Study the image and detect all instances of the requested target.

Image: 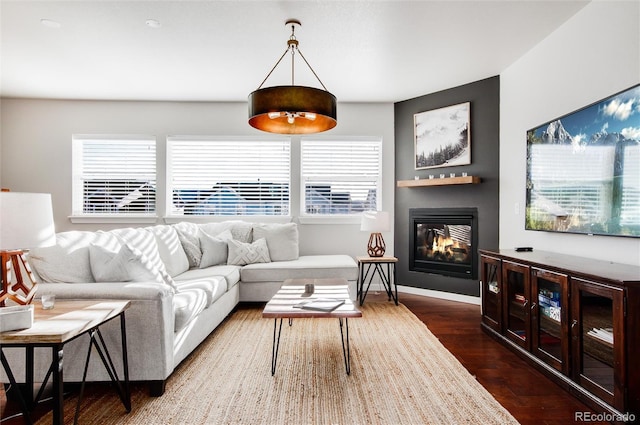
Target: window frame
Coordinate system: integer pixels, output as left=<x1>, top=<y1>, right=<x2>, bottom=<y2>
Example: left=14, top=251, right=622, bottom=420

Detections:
left=165, top=135, right=292, bottom=222
left=299, top=136, right=383, bottom=223
left=70, top=134, right=158, bottom=224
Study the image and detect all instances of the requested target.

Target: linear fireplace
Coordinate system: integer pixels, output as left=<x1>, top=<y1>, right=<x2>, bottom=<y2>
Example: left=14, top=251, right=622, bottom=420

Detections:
left=409, top=208, right=478, bottom=279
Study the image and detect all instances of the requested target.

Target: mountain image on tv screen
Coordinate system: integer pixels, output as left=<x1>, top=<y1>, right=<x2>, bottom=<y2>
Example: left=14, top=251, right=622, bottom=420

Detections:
left=526, top=84, right=640, bottom=238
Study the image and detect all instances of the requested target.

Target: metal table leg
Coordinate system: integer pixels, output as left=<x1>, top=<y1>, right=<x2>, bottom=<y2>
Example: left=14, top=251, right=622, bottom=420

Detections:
left=51, top=344, right=64, bottom=425
left=270, top=318, right=284, bottom=375
left=338, top=318, right=352, bottom=375
left=0, top=350, right=33, bottom=425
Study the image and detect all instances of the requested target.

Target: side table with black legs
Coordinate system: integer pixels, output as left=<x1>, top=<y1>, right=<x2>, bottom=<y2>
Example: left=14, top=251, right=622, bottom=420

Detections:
left=356, top=256, right=398, bottom=306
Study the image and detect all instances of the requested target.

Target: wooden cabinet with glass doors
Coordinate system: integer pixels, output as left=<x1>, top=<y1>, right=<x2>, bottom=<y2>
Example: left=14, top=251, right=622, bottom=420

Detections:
left=571, top=277, right=625, bottom=412
left=479, top=249, right=640, bottom=421
left=480, top=254, right=501, bottom=333
left=502, top=260, right=531, bottom=350
left=531, top=267, right=569, bottom=375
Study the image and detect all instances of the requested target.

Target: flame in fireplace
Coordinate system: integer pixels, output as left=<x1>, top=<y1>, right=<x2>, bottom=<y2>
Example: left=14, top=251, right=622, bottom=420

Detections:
left=431, top=235, right=464, bottom=254
left=419, top=225, right=470, bottom=263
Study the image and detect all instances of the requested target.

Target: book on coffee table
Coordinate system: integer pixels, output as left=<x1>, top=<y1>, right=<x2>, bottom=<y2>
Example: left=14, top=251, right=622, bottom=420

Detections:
left=293, top=298, right=345, bottom=312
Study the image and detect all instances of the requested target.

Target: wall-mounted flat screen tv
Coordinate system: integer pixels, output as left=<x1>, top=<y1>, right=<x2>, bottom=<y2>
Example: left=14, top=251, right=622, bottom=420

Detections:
left=526, top=84, right=640, bottom=238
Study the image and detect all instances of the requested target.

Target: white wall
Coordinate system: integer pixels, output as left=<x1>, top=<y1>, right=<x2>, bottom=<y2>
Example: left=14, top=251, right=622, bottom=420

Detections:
left=500, top=1, right=640, bottom=266
left=0, top=99, right=395, bottom=260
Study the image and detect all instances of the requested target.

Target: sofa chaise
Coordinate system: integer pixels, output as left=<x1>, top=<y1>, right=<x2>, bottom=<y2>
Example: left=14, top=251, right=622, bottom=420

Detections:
left=1, top=221, right=357, bottom=395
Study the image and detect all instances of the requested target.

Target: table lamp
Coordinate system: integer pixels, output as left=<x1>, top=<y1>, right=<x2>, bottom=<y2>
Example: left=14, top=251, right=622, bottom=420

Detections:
left=360, top=211, right=390, bottom=257
left=0, top=192, right=56, bottom=306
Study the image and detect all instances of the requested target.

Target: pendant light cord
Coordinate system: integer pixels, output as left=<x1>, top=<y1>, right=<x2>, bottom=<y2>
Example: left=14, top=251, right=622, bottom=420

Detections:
left=256, top=22, right=329, bottom=92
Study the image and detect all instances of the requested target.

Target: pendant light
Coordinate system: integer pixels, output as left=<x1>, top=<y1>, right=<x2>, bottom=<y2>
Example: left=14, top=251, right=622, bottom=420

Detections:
left=248, top=19, right=337, bottom=134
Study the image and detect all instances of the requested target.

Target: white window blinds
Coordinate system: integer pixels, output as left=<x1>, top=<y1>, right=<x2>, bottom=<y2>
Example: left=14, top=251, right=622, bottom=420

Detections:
left=301, top=138, right=382, bottom=215
left=621, top=144, right=640, bottom=226
left=167, top=137, right=290, bottom=216
left=72, top=135, right=156, bottom=216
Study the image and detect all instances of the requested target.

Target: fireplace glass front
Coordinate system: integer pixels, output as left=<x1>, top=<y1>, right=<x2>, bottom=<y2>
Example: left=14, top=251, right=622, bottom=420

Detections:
left=409, top=208, right=478, bottom=279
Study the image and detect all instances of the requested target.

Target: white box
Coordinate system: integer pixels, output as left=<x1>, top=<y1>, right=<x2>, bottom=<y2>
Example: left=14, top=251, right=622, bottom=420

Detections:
left=0, top=305, right=34, bottom=332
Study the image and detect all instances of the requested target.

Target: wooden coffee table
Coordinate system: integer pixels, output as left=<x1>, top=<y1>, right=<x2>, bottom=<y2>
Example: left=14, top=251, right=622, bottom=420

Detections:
left=0, top=300, right=131, bottom=425
left=262, top=278, right=361, bottom=375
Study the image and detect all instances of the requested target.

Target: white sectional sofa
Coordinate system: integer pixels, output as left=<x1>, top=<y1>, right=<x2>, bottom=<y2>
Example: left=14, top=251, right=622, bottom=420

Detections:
left=2, top=221, right=357, bottom=395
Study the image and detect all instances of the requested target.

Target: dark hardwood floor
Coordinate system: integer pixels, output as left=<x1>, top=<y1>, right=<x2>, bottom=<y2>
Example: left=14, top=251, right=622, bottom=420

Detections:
left=2, top=292, right=608, bottom=424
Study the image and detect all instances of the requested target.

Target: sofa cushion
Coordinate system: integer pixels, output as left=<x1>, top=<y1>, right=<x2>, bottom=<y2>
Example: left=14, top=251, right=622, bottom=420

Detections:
left=173, top=222, right=202, bottom=268
left=146, top=225, right=189, bottom=277
left=89, top=243, right=168, bottom=284
left=227, top=238, right=270, bottom=266
left=241, top=255, right=358, bottom=283
left=252, top=223, right=299, bottom=261
left=28, top=230, right=121, bottom=283
left=174, top=265, right=241, bottom=292
left=199, top=221, right=252, bottom=243
left=173, top=287, right=208, bottom=332
left=173, top=276, right=227, bottom=306
left=199, top=230, right=232, bottom=268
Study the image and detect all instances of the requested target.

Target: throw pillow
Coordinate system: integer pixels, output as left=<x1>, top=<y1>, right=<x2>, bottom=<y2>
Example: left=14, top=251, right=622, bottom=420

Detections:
left=28, top=230, right=121, bottom=283
left=252, top=223, right=299, bottom=261
left=146, top=225, right=189, bottom=277
left=28, top=245, right=94, bottom=283
left=175, top=227, right=202, bottom=268
left=199, top=221, right=253, bottom=243
left=89, top=243, right=166, bottom=284
left=199, top=230, right=233, bottom=268
left=109, top=228, right=176, bottom=288
left=227, top=238, right=271, bottom=266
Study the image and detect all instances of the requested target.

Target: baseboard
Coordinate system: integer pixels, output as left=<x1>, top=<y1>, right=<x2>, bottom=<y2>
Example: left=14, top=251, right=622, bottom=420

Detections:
left=397, top=285, right=481, bottom=305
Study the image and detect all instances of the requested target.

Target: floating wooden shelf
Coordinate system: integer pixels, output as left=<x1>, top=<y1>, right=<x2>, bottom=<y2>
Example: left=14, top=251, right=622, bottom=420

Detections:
left=397, top=175, right=480, bottom=187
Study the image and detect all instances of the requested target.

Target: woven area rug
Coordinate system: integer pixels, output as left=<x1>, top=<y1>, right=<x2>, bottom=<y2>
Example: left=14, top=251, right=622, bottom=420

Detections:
left=37, top=302, right=518, bottom=424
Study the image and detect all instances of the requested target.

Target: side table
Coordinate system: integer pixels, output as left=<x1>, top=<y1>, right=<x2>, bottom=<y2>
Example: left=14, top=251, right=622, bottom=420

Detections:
left=356, top=256, right=398, bottom=306
left=0, top=300, right=131, bottom=425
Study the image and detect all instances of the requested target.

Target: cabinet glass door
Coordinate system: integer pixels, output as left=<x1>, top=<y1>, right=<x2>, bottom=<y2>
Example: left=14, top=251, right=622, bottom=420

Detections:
left=531, top=268, right=569, bottom=374
left=502, top=261, right=530, bottom=350
left=481, top=255, right=501, bottom=332
left=571, top=278, right=624, bottom=410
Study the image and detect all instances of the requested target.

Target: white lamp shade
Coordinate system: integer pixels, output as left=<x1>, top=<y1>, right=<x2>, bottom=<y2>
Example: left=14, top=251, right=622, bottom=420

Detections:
left=360, top=211, right=390, bottom=233
left=0, top=192, right=56, bottom=250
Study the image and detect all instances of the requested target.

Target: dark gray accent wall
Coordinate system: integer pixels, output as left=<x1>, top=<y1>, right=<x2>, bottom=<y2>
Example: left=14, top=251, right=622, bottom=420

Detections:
left=394, top=76, right=500, bottom=296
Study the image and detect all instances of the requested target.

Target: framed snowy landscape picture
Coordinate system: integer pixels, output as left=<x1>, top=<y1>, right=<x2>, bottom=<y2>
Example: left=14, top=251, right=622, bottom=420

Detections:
left=414, top=102, right=471, bottom=170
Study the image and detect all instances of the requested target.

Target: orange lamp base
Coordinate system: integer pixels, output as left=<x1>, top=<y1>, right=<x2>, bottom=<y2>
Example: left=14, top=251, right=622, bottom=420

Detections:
left=367, top=233, right=386, bottom=257
left=0, top=250, right=38, bottom=306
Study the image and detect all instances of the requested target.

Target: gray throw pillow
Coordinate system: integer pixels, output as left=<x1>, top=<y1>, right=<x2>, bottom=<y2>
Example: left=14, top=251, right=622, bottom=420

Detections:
left=227, top=238, right=271, bottom=266
left=199, top=230, right=233, bottom=268
left=252, top=223, right=299, bottom=261
left=89, top=243, right=165, bottom=283
left=175, top=227, right=202, bottom=268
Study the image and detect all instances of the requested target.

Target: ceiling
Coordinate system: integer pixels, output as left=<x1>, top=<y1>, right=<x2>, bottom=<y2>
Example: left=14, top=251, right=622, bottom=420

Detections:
left=0, top=1, right=589, bottom=103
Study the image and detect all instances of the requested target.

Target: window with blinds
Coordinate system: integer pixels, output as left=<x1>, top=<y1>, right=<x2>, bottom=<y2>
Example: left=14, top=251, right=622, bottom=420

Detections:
left=72, top=135, right=157, bottom=216
left=621, top=144, right=640, bottom=226
left=167, top=137, right=290, bottom=216
left=301, top=138, right=382, bottom=216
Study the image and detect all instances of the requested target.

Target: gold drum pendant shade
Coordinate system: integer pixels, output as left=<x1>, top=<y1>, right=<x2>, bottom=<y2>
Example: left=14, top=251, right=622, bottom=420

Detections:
left=248, top=19, right=337, bottom=134
left=248, top=86, right=337, bottom=134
